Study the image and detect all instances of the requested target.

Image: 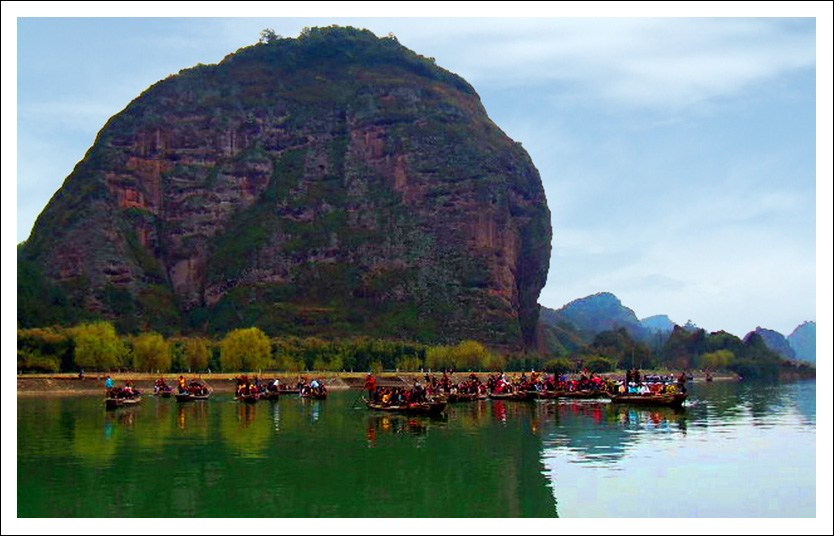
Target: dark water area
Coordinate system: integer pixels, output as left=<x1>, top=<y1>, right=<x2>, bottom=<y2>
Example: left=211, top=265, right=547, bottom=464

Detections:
left=17, top=380, right=815, bottom=518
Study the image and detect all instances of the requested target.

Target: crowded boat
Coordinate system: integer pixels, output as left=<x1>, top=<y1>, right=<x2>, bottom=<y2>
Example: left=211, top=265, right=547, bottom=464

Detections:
left=176, top=376, right=211, bottom=401
left=104, top=378, right=141, bottom=409
left=364, top=375, right=447, bottom=414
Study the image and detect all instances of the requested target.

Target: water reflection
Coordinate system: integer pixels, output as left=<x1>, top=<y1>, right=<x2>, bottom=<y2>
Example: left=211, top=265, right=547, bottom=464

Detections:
left=272, top=401, right=281, bottom=432
left=366, top=414, right=428, bottom=443
left=17, top=382, right=813, bottom=518
left=176, top=401, right=209, bottom=431
left=537, top=400, right=688, bottom=466
left=539, top=381, right=816, bottom=518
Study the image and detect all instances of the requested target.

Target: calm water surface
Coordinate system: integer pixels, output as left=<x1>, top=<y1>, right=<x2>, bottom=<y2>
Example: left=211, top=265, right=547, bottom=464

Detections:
left=17, top=380, right=815, bottom=517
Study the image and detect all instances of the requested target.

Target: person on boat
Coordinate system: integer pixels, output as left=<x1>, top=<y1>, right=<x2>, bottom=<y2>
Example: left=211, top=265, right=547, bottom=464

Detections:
left=105, top=376, right=114, bottom=389
left=364, top=373, right=377, bottom=398
left=677, top=371, right=687, bottom=394
left=178, top=375, right=187, bottom=393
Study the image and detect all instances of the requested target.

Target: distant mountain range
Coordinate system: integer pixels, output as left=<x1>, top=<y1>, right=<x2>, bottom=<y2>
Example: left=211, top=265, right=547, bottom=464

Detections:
left=788, top=321, right=816, bottom=363
left=539, top=292, right=815, bottom=364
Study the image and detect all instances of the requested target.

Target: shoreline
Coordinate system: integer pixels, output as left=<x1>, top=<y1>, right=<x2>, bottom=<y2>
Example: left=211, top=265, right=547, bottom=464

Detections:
left=16, top=370, right=744, bottom=396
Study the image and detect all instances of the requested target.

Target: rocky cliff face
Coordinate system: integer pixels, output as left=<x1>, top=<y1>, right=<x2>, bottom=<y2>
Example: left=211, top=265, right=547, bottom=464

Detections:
left=18, top=27, right=551, bottom=350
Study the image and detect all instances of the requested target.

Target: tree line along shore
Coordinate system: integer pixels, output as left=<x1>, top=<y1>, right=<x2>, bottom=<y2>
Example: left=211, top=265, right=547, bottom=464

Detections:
left=18, top=321, right=814, bottom=382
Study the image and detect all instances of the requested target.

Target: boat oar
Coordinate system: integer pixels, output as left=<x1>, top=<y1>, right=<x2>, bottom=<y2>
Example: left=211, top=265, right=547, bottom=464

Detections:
left=351, top=388, right=367, bottom=409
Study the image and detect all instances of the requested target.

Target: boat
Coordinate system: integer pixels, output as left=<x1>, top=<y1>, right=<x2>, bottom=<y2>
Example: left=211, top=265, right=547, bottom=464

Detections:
left=260, top=391, right=281, bottom=401
left=366, top=399, right=447, bottom=415
left=537, top=390, right=609, bottom=400
left=156, top=389, right=173, bottom=398
left=300, top=391, right=327, bottom=400
left=445, top=392, right=480, bottom=403
left=609, top=393, right=687, bottom=407
left=176, top=391, right=210, bottom=402
left=235, top=392, right=260, bottom=403
left=104, top=396, right=141, bottom=409
left=488, top=390, right=537, bottom=401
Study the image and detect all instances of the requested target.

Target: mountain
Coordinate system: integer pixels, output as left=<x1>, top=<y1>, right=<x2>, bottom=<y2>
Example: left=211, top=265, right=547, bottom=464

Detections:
left=750, top=327, right=796, bottom=360
left=788, top=321, right=816, bottom=364
left=540, top=292, right=650, bottom=343
left=17, top=26, right=552, bottom=350
left=640, top=314, right=676, bottom=334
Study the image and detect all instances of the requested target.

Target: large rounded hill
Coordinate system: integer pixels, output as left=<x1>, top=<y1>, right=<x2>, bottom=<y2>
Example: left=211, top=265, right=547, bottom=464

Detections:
left=18, top=26, right=552, bottom=350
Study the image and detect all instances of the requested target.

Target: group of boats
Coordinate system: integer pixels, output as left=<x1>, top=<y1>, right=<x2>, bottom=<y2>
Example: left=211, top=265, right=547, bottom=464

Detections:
left=362, top=371, right=690, bottom=415
left=234, top=376, right=327, bottom=403
left=105, top=377, right=212, bottom=409
left=105, top=372, right=691, bottom=412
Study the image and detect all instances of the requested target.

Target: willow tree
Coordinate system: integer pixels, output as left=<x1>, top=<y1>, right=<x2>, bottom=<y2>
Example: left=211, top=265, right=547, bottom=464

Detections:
left=132, top=332, right=171, bottom=372
left=182, top=337, right=210, bottom=372
left=220, top=327, right=272, bottom=371
left=73, top=321, right=128, bottom=370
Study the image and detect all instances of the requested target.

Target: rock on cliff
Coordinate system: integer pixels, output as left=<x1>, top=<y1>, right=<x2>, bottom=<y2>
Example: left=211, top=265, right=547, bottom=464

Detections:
left=18, top=27, right=552, bottom=350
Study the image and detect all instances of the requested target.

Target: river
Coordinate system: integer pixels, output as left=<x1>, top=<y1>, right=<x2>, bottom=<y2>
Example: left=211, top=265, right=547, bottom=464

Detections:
left=16, top=379, right=816, bottom=519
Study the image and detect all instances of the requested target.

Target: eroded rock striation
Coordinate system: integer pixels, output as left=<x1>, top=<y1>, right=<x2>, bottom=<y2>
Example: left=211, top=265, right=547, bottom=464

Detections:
left=18, top=27, right=551, bottom=350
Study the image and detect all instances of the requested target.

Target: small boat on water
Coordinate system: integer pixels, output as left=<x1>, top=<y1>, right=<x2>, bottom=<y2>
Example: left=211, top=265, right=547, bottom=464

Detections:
left=300, top=391, right=327, bottom=400
left=488, top=390, right=537, bottom=402
left=105, top=396, right=141, bottom=409
left=176, top=392, right=210, bottom=402
left=366, top=399, right=447, bottom=415
left=537, top=390, right=610, bottom=400
left=176, top=380, right=211, bottom=402
left=609, top=393, right=687, bottom=408
left=445, top=392, right=480, bottom=403
left=235, top=393, right=260, bottom=403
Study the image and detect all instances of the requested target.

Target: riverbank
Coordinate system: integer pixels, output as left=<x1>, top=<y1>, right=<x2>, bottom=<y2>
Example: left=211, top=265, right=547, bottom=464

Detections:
left=16, top=370, right=738, bottom=396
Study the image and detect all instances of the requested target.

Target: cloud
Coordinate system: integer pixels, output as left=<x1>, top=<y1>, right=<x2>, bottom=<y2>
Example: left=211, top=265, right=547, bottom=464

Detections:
left=404, top=18, right=815, bottom=111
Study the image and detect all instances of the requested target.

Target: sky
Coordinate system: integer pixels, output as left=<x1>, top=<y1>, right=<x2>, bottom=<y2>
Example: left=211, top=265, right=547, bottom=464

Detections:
left=4, top=4, right=832, bottom=342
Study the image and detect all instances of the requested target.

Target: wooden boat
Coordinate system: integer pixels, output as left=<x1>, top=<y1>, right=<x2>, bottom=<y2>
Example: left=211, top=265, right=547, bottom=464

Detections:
left=445, top=392, right=480, bottom=403
left=235, top=393, right=259, bottom=403
left=488, top=390, right=537, bottom=401
left=157, top=389, right=173, bottom=398
left=609, top=393, right=687, bottom=407
left=260, top=391, right=281, bottom=401
left=537, top=390, right=609, bottom=399
left=176, top=391, right=210, bottom=402
left=366, top=400, right=447, bottom=415
left=300, top=391, right=327, bottom=400
left=104, top=396, right=141, bottom=409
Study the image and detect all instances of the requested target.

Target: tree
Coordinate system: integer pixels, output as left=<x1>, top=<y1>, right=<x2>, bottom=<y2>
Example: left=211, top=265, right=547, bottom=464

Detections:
left=543, top=357, right=575, bottom=373
left=259, top=28, right=280, bottom=43
left=73, top=322, right=128, bottom=370
left=132, top=332, right=171, bottom=372
left=220, top=327, right=272, bottom=371
left=182, top=337, right=210, bottom=372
